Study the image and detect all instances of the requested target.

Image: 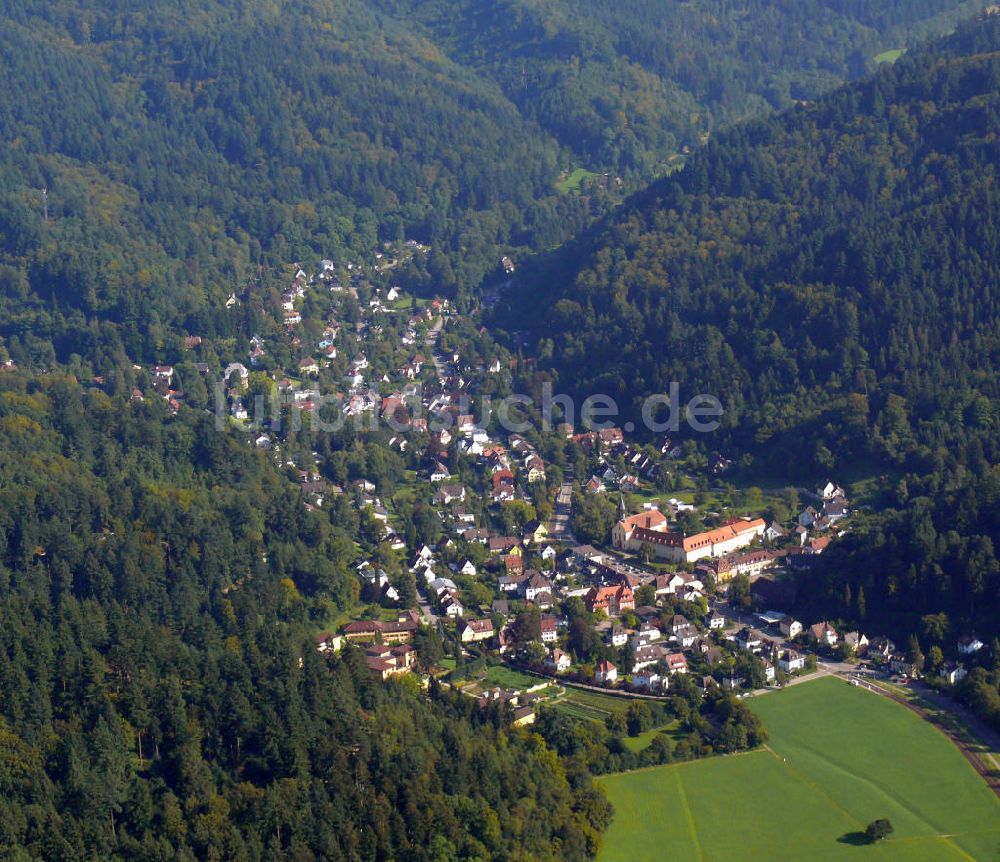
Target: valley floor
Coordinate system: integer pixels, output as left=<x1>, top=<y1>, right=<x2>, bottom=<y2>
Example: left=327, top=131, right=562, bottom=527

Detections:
left=597, top=677, right=1000, bottom=861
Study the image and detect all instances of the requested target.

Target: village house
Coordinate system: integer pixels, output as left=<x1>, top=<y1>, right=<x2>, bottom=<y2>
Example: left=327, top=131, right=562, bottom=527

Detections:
left=779, top=619, right=803, bottom=639
left=315, top=632, right=344, bottom=653
left=958, top=635, right=985, bottom=655
left=889, top=655, right=921, bottom=677
left=540, top=615, right=559, bottom=643
left=342, top=615, right=418, bottom=644
left=522, top=520, right=549, bottom=546
left=809, top=621, right=839, bottom=647
left=720, top=549, right=778, bottom=580
left=665, top=653, right=688, bottom=674
left=632, top=643, right=667, bottom=671
left=459, top=618, right=495, bottom=643
left=608, top=624, right=629, bottom=648
left=433, top=484, right=466, bottom=506
left=489, top=536, right=521, bottom=555
left=545, top=648, right=572, bottom=674
left=779, top=650, right=806, bottom=673
left=735, top=627, right=765, bottom=654
left=441, top=594, right=464, bottom=618
left=940, top=662, right=968, bottom=685
left=842, top=631, right=869, bottom=655
left=798, top=507, right=819, bottom=528
left=498, top=574, right=524, bottom=593
left=818, top=481, right=846, bottom=501
left=523, top=571, right=553, bottom=602
left=585, top=583, right=635, bottom=616
left=511, top=706, right=536, bottom=727
left=366, top=644, right=417, bottom=680
left=636, top=621, right=661, bottom=643
left=504, top=554, right=524, bottom=576
left=594, top=659, right=618, bottom=684
left=429, top=461, right=451, bottom=482
left=868, top=636, right=896, bottom=659
left=632, top=669, right=663, bottom=692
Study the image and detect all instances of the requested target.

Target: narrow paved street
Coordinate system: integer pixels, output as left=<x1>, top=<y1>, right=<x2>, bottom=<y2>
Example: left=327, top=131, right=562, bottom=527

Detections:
left=425, top=316, right=446, bottom=377
left=548, top=478, right=576, bottom=544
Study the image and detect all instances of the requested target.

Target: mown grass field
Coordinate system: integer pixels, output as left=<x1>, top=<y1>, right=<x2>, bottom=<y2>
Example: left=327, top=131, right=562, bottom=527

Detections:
left=598, top=677, right=1000, bottom=861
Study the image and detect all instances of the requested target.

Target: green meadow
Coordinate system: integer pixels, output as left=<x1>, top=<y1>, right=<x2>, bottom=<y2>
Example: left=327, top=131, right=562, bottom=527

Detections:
left=598, top=677, right=1000, bottom=861
left=875, top=47, right=906, bottom=63
left=555, top=167, right=598, bottom=194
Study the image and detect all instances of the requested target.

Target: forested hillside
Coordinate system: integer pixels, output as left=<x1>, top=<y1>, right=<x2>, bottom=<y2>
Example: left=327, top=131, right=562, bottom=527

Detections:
left=0, top=0, right=597, bottom=356
left=4, top=1, right=1000, bottom=855
left=0, top=371, right=607, bottom=858
left=808, top=465, right=1000, bottom=645
left=372, top=0, right=983, bottom=175
left=0, top=0, right=982, bottom=371
left=508, top=12, right=1000, bottom=475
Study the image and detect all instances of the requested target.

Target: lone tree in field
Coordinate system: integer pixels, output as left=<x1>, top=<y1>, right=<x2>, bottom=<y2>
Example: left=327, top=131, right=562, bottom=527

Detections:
left=865, top=819, right=894, bottom=842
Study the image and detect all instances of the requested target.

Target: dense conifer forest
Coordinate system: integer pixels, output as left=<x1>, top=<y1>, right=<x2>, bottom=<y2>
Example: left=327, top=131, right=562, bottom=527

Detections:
left=2, top=0, right=1000, bottom=856
left=508, top=14, right=1000, bottom=476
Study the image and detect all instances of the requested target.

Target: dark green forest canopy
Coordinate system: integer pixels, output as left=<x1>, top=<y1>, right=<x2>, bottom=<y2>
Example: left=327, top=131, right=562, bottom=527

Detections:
left=505, top=14, right=1000, bottom=475
left=0, top=0, right=597, bottom=355
left=0, top=371, right=608, bottom=859
left=370, top=0, right=983, bottom=173
left=0, top=0, right=983, bottom=368
left=2, top=2, right=1000, bottom=856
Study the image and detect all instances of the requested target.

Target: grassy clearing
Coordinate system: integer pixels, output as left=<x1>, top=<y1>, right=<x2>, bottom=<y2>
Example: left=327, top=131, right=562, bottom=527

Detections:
left=622, top=722, right=683, bottom=753
left=555, top=167, right=598, bottom=194
left=598, top=677, right=1000, bottom=861
left=875, top=47, right=905, bottom=64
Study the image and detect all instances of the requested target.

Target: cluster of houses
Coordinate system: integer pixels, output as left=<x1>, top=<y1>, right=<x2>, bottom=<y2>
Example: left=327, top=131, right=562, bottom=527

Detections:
left=316, top=610, right=422, bottom=679
left=579, top=430, right=658, bottom=494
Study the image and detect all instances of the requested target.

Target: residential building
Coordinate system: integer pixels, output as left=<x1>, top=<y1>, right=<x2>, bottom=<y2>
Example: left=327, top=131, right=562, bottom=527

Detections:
left=779, top=619, right=803, bottom=639
left=779, top=650, right=805, bottom=673
left=594, top=659, right=618, bottom=684
left=540, top=615, right=559, bottom=643
left=545, top=648, right=572, bottom=674
left=665, top=653, right=688, bottom=674
left=809, top=621, right=839, bottom=647
left=459, top=618, right=495, bottom=643
left=940, top=662, right=968, bottom=685
left=958, top=635, right=985, bottom=655
left=585, top=583, right=635, bottom=616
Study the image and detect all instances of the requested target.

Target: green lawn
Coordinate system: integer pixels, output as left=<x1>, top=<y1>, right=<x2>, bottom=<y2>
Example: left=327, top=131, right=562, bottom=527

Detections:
left=598, top=677, right=1000, bottom=861
left=622, top=722, right=683, bottom=753
left=481, top=665, right=543, bottom=690
left=875, top=47, right=905, bottom=64
left=555, top=167, right=598, bottom=194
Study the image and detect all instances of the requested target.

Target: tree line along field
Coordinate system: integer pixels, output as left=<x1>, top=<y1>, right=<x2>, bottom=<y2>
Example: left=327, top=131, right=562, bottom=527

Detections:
left=597, top=677, right=1000, bottom=861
